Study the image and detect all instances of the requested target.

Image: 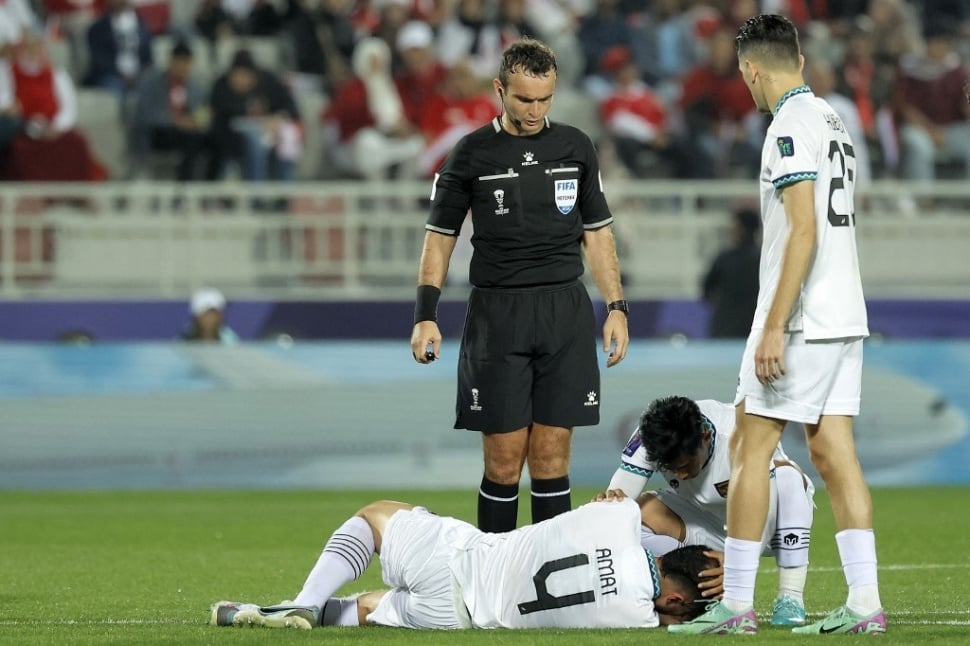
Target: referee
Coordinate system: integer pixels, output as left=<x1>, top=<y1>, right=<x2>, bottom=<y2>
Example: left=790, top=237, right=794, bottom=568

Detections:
left=410, top=38, right=629, bottom=532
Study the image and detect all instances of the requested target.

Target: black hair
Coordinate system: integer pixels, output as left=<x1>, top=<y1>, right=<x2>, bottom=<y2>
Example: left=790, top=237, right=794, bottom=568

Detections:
left=638, top=396, right=705, bottom=473
left=923, top=17, right=956, bottom=41
left=735, top=207, right=761, bottom=244
left=735, top=14, right=801, bottom=70
left=660, top=545, right=720, bottom=620
left=171, top=40, right=193, bottom=59
left=498, top=37, right=557, bottom=87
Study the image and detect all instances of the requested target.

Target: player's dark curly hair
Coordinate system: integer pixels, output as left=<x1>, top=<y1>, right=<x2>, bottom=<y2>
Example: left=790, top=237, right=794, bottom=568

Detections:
left=660, top=545, right=720, bottom=620
left=735, top=14, right=801, bottom=70
left=498, top=38, right=558, bottom=87
left=638, top=396, right=705, bottom=473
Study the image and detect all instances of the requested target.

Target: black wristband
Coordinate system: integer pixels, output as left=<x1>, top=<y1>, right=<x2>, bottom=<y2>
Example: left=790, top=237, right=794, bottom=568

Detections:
left=607, top=299, right=629, bottom=315
left=414, top=285, right=441, bottom=324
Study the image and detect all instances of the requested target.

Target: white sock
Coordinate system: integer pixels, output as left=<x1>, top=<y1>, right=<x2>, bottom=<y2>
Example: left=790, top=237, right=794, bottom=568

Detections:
left=639, top=524, right=684, bottom=556
left=722, top=537, right=762, bottom=611
left=836, top=528, right=882, bottom=614
left=772, top=465, right=812, bottom=602
left=321, top=596, right=360, bottom=626
left=777, top=566, right=807, bottom=603
left=292, top=516, right=374, bottom=607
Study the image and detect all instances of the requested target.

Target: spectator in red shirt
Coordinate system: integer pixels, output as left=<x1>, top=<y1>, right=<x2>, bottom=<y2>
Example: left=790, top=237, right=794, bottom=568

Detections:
left=416, top=59, right=496, bottom=177
left=0, top=31, right=106, bottom=180
left=322, top=36, right=423, bottom=179
left=894, top=20, right=970, bottom=180
left=678, top=27, right=763, bottom=178
left=394, top=20, right=448, bottom=126
left=597, top=44, right=693, bottom=179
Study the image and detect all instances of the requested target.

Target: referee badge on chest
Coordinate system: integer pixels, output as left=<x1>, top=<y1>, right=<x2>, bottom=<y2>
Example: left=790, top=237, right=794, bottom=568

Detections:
left=493, top=189, right=509, bottom=215
left=554, top=179, right=578, bottom=214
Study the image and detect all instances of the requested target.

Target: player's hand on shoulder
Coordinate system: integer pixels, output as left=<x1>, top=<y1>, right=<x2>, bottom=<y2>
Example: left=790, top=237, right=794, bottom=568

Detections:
left=591, top=489, right=628, bottom=503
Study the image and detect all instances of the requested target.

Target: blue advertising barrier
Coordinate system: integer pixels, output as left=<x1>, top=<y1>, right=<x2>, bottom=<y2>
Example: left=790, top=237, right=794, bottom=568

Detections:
left=1, top=298, right=970, bottom=341
left=0, top=340, right=967, bottom=489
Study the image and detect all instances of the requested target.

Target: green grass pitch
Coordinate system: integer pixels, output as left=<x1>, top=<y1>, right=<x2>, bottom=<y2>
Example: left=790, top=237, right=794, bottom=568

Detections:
left=1, top=487, right=967, bottom=644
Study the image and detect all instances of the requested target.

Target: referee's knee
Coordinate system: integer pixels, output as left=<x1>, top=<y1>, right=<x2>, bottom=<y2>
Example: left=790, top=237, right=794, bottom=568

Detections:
left=526, top=455, right=570, bottom=479
left=483, top=462, right=524, bottom=485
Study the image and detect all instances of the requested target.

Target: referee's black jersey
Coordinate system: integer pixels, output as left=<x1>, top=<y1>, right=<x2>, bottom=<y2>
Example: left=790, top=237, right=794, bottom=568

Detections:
left=426, top=116, right=614, bottom=288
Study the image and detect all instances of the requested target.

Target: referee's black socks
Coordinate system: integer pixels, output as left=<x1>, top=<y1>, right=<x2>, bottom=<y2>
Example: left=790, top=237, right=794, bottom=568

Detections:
left=478, top=477, right=519, bottom=532
left=531, top=476, right=572, bottom=524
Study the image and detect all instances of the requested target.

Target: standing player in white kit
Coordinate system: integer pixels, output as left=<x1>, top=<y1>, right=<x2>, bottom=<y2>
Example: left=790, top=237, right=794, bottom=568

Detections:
left=671, top=13, right=885, bottom=636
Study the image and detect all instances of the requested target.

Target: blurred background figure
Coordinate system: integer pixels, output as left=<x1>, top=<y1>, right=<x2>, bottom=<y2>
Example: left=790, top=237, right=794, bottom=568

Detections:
left=208, top=48, right=303, bottom=182
left=436, top=0, right=503, bottom=81
left=894, top=20, right=970, bottom=181
left=805, top=57, right=872, bottom=188
left=181, top=288, right=239, bottom=343
left=283, top=0, right=357, bottom=94
left=129, top=40, right=211, bottom=181
left=631, top=0, right=698, bottom=92
left=43, top=0, right=102, bottom=80
left=0, top=31, right=107, bottom=181
left=678, top=27, right=764, bottom=179
left=0, top=0, right=40, bottom=58
left=322, top=36, right=423, bottom=180
left=835, top=22, right=895, bottom=176
left=194, top=0, right=285, bottom=43
left=416, top=59, right=495, bottom=178
left=577, top=0, right=634, bottom=97
left=368, top=0, right=413, bottom=69
left=82, top=0, right=154, bottom=97
left=701, top=207, right=761, bottom=339
left=597, top=44, right=694, bottom=179
left=394, top=20, right=447, bottom=128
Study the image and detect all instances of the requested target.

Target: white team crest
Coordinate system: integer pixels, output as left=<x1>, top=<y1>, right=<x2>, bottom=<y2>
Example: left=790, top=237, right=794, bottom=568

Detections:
left=555, top=179, right=578, bottom=214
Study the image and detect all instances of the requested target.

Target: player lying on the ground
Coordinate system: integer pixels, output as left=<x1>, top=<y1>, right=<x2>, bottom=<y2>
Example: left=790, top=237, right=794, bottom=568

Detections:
left=607, top=396, right=815, bottom=626
left=211, top=496, right=719, bottom=630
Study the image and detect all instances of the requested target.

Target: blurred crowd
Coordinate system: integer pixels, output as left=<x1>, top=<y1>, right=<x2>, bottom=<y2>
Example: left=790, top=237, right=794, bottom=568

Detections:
left=0, top=0, right=967, bottom=184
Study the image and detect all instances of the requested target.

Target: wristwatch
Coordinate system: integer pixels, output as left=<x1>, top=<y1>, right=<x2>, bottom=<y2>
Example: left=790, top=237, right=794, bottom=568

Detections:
left=607, top=300, right=629, bottom=315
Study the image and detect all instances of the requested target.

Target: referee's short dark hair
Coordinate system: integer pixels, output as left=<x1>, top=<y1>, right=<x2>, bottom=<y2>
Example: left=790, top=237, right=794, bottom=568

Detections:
left=498, top=38, right=557, bottom=87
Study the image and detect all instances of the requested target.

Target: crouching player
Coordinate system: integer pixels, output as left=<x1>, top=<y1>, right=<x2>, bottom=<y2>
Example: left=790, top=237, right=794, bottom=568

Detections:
left=211, top=496, right=718, bottom=630
left=608, top=396, right=815, bottom=626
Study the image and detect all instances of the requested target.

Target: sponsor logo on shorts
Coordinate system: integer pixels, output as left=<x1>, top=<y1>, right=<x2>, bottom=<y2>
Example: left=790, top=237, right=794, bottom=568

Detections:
left=584, top=391, right=599, bottom=407
left=470, top=388, right=482, bottom=411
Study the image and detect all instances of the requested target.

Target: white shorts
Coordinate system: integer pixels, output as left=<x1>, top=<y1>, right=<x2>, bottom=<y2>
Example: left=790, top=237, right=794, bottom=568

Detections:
left=655, top=482, right=778, bottom=557
left=735, top=331, right=864, bottom=424
left=366, top=507, right=479, bottom=629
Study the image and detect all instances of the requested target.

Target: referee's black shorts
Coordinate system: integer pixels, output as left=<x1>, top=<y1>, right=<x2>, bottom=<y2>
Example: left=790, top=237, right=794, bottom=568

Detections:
left=454, top=280, right=600, bottom=433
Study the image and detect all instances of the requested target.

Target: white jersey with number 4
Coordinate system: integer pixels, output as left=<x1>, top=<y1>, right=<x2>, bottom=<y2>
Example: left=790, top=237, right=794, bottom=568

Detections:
left=757, top=86, right=869, bottom=340
left=450, top=499, right=661, bottom=629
